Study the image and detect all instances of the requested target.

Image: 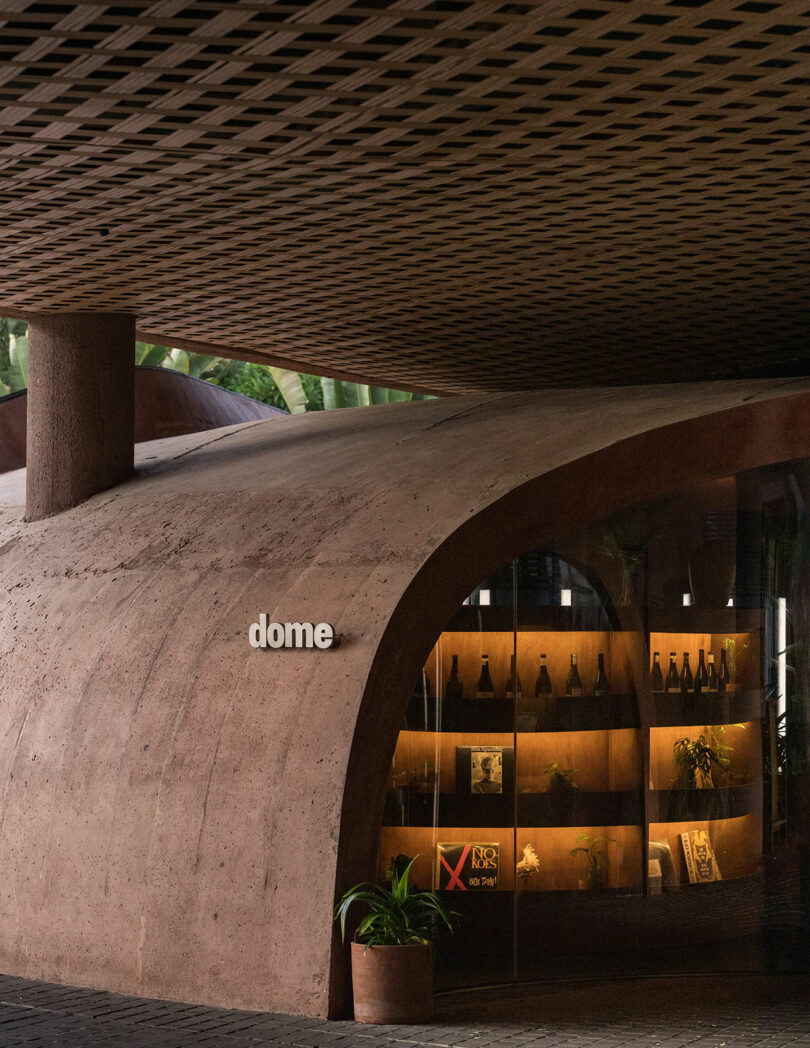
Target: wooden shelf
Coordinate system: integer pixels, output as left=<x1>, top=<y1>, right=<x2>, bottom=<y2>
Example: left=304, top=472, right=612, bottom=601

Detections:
left=404, top=694, right=640, bottom=733
left=649, top=689, right=762, bottom=727
left=518, top=790, right=642, bottom=827
left=649, top=783, right=762, bottom=822
left=383, top=790, right=513, bottom=828
left=382, top=789, right=643, bottom=828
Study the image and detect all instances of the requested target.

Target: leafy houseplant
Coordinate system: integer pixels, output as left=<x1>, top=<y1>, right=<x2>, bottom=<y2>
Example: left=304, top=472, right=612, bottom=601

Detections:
left=570, top=834, right=614, bottom=890
left=334, top=857, right=456, bottom=1024
left=544, top=762, right=578, bottom=794
left=672, top=731, right=733, bottom=789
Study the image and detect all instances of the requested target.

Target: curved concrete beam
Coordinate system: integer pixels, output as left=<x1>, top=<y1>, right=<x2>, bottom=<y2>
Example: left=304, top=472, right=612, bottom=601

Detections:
left=0, top=379, right=808, bottom=1017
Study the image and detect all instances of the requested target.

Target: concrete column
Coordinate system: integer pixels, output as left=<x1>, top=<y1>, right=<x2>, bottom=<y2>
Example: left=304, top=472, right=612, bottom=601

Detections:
left=26, top=313, right=135, bottom=520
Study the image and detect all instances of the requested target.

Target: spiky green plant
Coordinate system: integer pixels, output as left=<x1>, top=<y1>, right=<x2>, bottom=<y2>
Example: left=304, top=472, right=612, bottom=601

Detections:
left=570, top=834, right=615, bottom=889
left=334, top=857, right=456, bottom=949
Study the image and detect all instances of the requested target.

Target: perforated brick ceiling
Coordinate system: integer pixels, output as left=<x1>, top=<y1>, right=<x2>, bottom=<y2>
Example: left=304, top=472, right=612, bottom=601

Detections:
left=1, top=0, right=809, bottom=393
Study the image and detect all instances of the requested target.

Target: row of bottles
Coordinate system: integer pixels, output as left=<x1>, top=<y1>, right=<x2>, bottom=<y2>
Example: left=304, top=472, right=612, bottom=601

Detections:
left=415, top=648, right=734, bottom=704
left=650, top=649, right=730, bottom=694
left=434, top=653, right=612, bottom=700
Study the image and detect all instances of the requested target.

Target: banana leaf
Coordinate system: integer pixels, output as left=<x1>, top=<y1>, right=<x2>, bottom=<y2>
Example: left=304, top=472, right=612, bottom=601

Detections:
left=135, top=342, right=170, bottom=367
left=269, top=366, right=309, bottom=414
left=8, top=333, right=28, bottom=392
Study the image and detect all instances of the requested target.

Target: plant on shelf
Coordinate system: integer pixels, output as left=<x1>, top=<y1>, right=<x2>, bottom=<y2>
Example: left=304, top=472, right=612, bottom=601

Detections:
left=544, top=762, right=579, bottom=794
left=334, top=856, right=457, bottom=1024
left=570, top=834, right=615, bottom=890
left=407, top=761, right=438, bottom=793
left=672, top=729, right=733, bottom=789
left=516, top=843, right=541, bottom=888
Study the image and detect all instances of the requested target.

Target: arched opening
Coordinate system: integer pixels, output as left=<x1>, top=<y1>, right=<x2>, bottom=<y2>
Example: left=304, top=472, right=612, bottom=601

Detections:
left=334, top=395, right=810, bottom=1012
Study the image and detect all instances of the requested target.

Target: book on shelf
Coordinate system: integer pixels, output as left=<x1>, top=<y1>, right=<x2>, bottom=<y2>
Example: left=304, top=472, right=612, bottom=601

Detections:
left=680, top=829, right=722, bottom=883
left=455, top=745, right=514, bottom=795
left=437, top=842, right=500, bottom=890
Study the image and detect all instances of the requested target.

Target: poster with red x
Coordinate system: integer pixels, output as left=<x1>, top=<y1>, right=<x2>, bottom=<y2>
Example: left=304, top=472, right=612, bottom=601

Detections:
left=436, top=842, right=500, bottom=890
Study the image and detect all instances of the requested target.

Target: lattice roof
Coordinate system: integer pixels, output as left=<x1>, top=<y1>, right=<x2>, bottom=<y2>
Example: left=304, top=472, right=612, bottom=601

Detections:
left=1, top=0, right=809, bottom=393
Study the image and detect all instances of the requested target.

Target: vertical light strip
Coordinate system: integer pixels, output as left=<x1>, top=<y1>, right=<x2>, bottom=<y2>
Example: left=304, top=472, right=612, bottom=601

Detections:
left=560, top=588, right=572, bottom=606
left=778, top=596, right=787, bottom=718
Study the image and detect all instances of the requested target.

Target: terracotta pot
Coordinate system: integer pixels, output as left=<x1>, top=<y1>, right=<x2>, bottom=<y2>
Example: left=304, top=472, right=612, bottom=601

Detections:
left=350, top=942, right=434, bottom=1024
left=688, top=540, right=736, bottom=607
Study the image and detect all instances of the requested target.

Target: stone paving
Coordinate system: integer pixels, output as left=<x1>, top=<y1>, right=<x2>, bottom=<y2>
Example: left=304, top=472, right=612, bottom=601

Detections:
left=0, top=973, right=806, bottom=1048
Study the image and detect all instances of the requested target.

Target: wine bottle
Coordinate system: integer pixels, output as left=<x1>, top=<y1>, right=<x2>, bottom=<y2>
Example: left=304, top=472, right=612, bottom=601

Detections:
left=679, top=652, right=693, bottom=694
left=694, top=648, right=708, bottom=694
left=476, top=654, right=494, bottom=698
left=446, top=654, right=463, bottom=700
left=718, top=648, right=730, bottom=693
left=594, top=652, right=610, bottom=696
left=565, top=653, right=583, bottom=697
left=707, top=652, right=718, bottom=693
left=506, top=654, right=522, bottom=700
left=650, top=652, right=664, bottom=693
left=534, top=654, right=552, bottom=696
left=664, top=652, right=679, bottom=694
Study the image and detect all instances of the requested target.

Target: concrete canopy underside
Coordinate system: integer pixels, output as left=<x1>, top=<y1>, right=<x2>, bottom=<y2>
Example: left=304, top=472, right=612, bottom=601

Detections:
left=0, top=380, right=810, bottom=1017
left=1, top=2, right=810, bottom=393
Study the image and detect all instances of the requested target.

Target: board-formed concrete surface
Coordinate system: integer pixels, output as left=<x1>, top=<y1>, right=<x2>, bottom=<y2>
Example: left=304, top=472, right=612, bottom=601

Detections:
left=1, top=380, right=810, bottom=1017
left=0, top=973, right=806, bottom=1048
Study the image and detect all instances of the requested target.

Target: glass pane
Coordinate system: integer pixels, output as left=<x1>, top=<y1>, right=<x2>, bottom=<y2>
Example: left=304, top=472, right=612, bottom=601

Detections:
left=514, top=541, right=644, bottom=979
left=378, top=565, right=516, bottom=988
left=376, top=456, right=810, bottom=993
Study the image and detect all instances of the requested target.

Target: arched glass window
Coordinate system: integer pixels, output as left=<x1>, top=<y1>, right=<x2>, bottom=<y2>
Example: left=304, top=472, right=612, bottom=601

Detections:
left=378, top=461, right=809, bottom=987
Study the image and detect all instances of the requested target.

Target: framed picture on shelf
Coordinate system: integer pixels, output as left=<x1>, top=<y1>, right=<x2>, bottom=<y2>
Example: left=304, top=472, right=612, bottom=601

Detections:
left=437, top=841, right=500, bottom=890
left=681, top=829, right=722, bottom=883
left=455, top=745, right=514, bottom=795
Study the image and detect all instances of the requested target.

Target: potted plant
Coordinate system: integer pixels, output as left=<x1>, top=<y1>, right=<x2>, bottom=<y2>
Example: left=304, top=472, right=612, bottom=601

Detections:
left=570, top=833, right=614, bottom=890
left=672, top=731, right=733, bottom=789
left=544, top=762, right=578, bottom=794
left=334, top=856, right=456, bottom=1024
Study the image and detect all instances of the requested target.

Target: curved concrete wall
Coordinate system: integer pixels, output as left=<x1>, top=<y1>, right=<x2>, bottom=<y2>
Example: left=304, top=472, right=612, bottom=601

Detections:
left=0, top=367, right=285, bottom=474
left=0, top=379, right=809, bottom=1018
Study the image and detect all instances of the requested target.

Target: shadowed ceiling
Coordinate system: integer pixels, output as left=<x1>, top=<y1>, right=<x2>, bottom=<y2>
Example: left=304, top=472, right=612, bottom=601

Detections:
left=1, top=0, right=809, bottom=393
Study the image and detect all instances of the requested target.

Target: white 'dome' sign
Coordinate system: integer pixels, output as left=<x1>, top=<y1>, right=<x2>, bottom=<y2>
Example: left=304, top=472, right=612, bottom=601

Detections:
left=249, top=614, right=338, bottom=650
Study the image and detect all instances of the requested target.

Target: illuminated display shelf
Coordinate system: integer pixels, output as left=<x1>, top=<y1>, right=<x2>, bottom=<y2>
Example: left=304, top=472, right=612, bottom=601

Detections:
left=383, top=617, right=765, bottom=892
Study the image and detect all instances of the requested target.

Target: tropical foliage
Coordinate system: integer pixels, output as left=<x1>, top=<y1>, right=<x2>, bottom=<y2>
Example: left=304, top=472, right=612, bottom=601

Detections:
left=1, top=320, right=434, bottom=413
left=672, top=731, right=733, bottom=788
left=334, top=856, right=456, bottom=948
left=0, top=318, right=28, bottom=395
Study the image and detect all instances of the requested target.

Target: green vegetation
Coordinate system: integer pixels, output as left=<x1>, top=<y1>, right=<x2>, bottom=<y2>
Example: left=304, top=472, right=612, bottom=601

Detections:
left=544, top=762, right=578, bottom=792
left=570, top=833, right=615, bottom=890
left=672, top=730, right=733, bottom=788
left=1, top=320, right=429, bottom=410
left=0, top=318, right=28, bottom=395
left=0, top=320, right=434, bottom=412
left=334, top=856, right=456, bottom=948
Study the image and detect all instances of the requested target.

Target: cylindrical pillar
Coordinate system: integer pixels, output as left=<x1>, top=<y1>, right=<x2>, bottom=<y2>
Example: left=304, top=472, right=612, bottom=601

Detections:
left=26, top=313, right=135, bottom=520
